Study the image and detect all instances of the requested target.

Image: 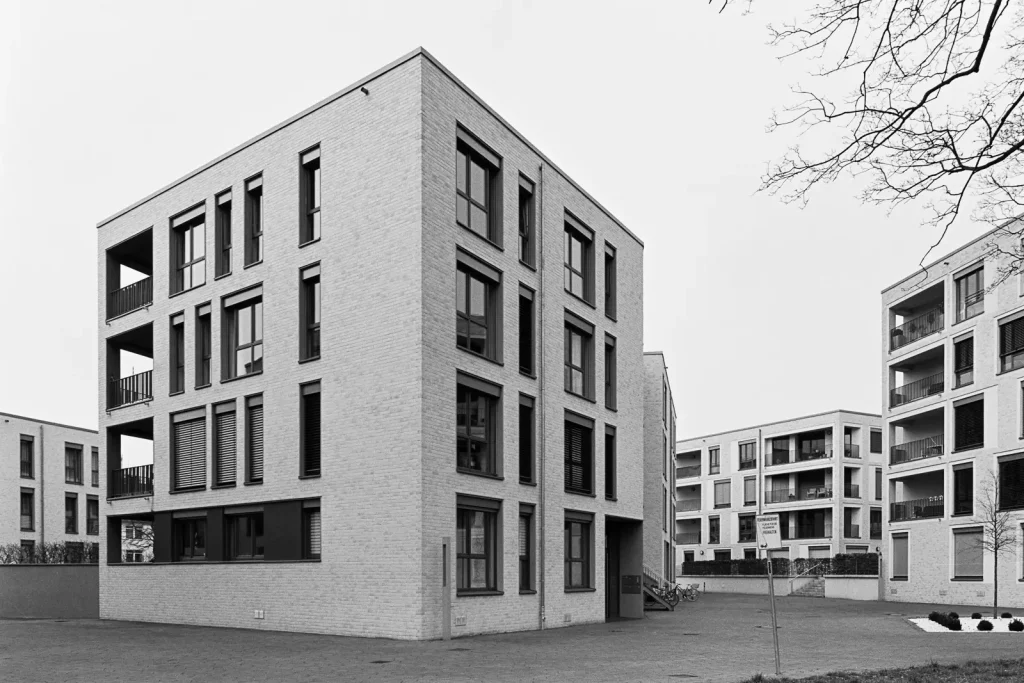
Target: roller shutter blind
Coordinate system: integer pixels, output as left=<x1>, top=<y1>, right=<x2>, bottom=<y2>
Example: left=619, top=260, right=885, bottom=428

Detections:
left=247, top=403, right=264, bottom=482
left=303, top=391, right=321, bottom=476
left=892, top=534, right=908, bottom=578
left=953, top=528, right=983, bottom=579
left=308, top=510, right=321, bottom=557
left=215, top=410, right=237, bottom=486
left=564, top=422, right=590, bottom=492
left=955, top=337, right=974, bottom=372
left=174, top=418, right=206, bottom=490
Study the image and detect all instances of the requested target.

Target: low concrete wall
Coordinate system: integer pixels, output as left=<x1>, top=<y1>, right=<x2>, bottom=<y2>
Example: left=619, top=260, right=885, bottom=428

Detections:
left=824, top=576, right=879, bottom=601
left=679, top=574, right=881, bottom=601
left=0, top=565, right=98, bottom=618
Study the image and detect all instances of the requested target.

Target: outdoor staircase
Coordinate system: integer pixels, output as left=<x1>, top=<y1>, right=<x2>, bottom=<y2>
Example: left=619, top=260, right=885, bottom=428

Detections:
left=642, top=563, right=675, bottom=611
left=790, top=577, right=825, bottom=598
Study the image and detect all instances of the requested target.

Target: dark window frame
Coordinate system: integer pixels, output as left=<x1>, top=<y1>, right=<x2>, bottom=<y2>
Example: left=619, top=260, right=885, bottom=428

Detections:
left=954, top=336, right=974, bottom=388
left=739, top=514, right=756, bottom=542
left=86, top=495, right=99, bottom=535
left=170, top=313, right=185, bottom=394
left=564, top=414, right=595, bottom=496
left=303, top=503, right=322, bottom=560
left=604, top=242, right=617, bottom=320
left=196, top=304, right=212, bottom=388
left=564, top=513, right=593, bottom=590
left=91, top=447, right=99, bottom=487
left=952, top=527, right=983, bottom=580
left=213, top=401, right=237, bottom=487
left=1001, top=315, right=1024, bottom=373
left=518, top=175, right=535, bottom=267
left=518, top=285, right=535, bottom=376
left=174, top=516, right=207, bottom=562
left=564, top=317, right=595, bottom=401
left=171, top=408, right=207, bottom=492
left=519, top=394, right=535, bottom=484
left=955, top=267, right=984, bottom=323
left=300, top=381, right=322, bottom=478
left=953, top=465, right=974, bottom=515
left=170, top=207, right=206, bottom=295
left=65, top=493, right=78, bottom=534
left=456, top=496, right=501, bottom=594
left=20, top=488, right=33, bottom=531
left=226, top=511, right=265, bottom=560
left=456, top=375, right=501, bottom=477
left=870, top=430, right=882, bottom=454
left=709, top=446, right=720, bottom=474
left=20, top=436, right=33, bottom=479
left=564, top=215, right=595, bottom=305
left=604, top=334, right=617, bottom=410
left=519, top=505, right=534, bottom=592
left=739, top=441, right=756, bottom=470
left=300, top=147, right=321, bottom=245
left=708, top=516, right=720, bottom=545
left=456, top=256, right=502, bottom=363
left=954, top=397, right=984, bottom=452
left=244, top=176, right=263, bottom=267
left=605, top=425, right=617, bottom=500
left=300, top=265, right=321, bottom=361
left=65, top=445, right=83, bottom=484
left=222, top=288, right=264, bottom=381
left=245, top=394, right=264, bottom=484
left=215, top=190, right=232, bottom=278
left=455, top=129, right=503, bottom=248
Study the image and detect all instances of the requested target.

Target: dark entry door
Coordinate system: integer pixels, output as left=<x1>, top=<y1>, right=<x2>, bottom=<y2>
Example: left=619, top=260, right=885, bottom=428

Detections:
left=606, top=528, right=620, bottom=618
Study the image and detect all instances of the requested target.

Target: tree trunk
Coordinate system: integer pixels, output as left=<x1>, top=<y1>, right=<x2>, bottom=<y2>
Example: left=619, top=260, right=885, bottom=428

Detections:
left=994, top=553, right=999, bottom=619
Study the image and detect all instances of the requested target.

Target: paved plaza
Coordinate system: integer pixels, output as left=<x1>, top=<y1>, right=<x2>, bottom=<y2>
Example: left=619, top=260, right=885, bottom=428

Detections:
left=3, top=593, right=1023, bottom=682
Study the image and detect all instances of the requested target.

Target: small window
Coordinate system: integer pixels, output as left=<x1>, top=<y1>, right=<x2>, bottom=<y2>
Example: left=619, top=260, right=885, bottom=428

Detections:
left=215, top=190, right=232, bottom=277
left=564, top=315, right=594, bottom=400
left=91, top=447, right=99, bottom=487
left=65, top=493, right=78, bottom=534
left=564, top=216, right=594, bottom=304
left=955, top=337, right=974, bottom=387
left=714, top=480, right=730, bottom=508
left=214, top=401, right=237, bottom=487
left=875, top=467, right=883, bottom=501
left=227, top=512, right=264, bottom=560
left=222, top=288, right=263, bottom=380
left=174, top=517, right=207, bottom=561
left=604, top=335, right=617, bottom=410
left=21, top=540, right=35, bottom=560
left=196, top=304, right=211, bottom=387
left=456, top=257, right=501, bottom=362
left=565, top=414, right=594, bottom=495
left=65, top=445, right=83, bottom=484
left=455, top=129, right=502, bottom=246
left=456, top=496, right=500, bottom=593
left=870, top=430, right=882, bottom=453
left=604, top=242, right=617, bottom=320
left=744, top=477, right=756, bottom=506
left=519, top=286, right=535, bottom=376
left=1001, top=316, right=1024, bottom=372
left=519, top=395, right=535, bottom=484
left=20, top=489, right=33, bottom=531
left=170, top=313, right=185, bottom=394
left=739, top=514, right=756, bottom=542
left=1000, top=458, right=1024, bottom=510
left=303, top=503, right=321, bottom=560
left=709, top=517, right=720, bottom=544
left=300, top=147, right=321, bottom=244
left=709, top=447, right=721, bottom=474
left=300, top=265, right=321, bottom=361
left=518, top=176, right=535, bottom=266
left=246, top=395, right=264, bottom=484
left=955, top=267, right=984, bottom=322
left=954, top=465, right=973, bottom=515
left=605, top=426, right=617, bottom=500
left=456, top=376, right=500, bottom=477
left=519, top=507, right=534, bottom=591
left=86, top=496, right=99, bottom=535
left=170, top=207, right=206, bottom=295
left=172, top=410, right=207, bottom=491
left=564, top=513, right=593, bottom=589
left=301, top=382, right=322, bottom=477
left=744, top=548, right=757, bottom=560
left=20, top=436, right=33, bottom=479
left=245, top=176, right=263, bottom=266
left=714, top=549, right=732, bottom=562
left=739, top=442, right=756, bottom=470
left=892, top=533, right=908, bottom=579
left=952, top=528, right=983, bottom=580
left=954, top=398, right=984, bottom=451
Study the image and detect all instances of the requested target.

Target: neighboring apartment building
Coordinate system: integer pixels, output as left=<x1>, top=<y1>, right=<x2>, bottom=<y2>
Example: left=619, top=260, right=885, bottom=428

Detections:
left=643, top=353, right=676, bottom=583
left=882, top=224, right=1024, bottom=607
left=675, top=410, right=882, bottom=567
left=1, top=412, right=102, bottom=556
left=97, top=48, right=648, bottom=639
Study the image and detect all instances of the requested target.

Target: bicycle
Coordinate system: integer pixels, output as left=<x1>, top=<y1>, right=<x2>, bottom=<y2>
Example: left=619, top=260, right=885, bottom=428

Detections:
left=650, top=583, right=681, bottom=607
left=681, top=583, right=700, bottom=602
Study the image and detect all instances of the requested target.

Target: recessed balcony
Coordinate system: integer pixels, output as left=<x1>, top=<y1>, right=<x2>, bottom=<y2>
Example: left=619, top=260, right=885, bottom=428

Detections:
left=890, top=434, right=944, bottom=465
left=106, top=323, right=153, bottom=410
left=106, top=228, right=153, bottom=321
left=889, top=281, right=944, bottom=351
left=107, top=417, right=153, bottom=501
left=890, top=372, right=944, bottom=408
left=890, top=469, right=944, bottom=521
left=765, top=486, right=833, bottom=504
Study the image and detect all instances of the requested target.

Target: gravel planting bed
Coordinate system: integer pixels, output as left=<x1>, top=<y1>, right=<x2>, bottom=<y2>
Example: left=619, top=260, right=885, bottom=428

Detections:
left=911, top=617, right=1024, bottom=633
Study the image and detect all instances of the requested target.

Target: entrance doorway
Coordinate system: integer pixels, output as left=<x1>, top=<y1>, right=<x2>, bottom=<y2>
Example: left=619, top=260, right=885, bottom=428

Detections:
left=606, top=528, right=620, bottom=618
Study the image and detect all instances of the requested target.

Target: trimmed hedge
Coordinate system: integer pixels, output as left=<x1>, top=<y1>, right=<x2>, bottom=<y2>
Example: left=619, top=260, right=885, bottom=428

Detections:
left=1010, top=620, right=1024, bottom=632
left=972, top=612, right=983, bottom=619
left=0, top=542, right=98, bottom=564
left=929, top=611, right=962, bottom=631
left=977, top=619, right=994, bottom=631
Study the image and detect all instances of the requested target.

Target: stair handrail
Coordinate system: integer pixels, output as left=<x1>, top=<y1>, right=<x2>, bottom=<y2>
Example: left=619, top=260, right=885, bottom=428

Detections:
left=643, top=563, right=666, bottom=589
left=787, top=560, right=827, bottom=593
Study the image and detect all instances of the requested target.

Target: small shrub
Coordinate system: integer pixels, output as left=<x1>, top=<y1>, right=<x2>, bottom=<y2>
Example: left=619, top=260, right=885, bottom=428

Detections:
left=971, top=612, right=983, bottom=619
left=1009, top=619, right=1024, bottom=632
left=1002, top=612, right=1013, bottom=619
left=948, top=618, right=962, bottom=631
left=977, top=619, right=994, bottom=631
left=948, top=611, right=959, bottom=619
left=928, top=611, right=944, bottom=623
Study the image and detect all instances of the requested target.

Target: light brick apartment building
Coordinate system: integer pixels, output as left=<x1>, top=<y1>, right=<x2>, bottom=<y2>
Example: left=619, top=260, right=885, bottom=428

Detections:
left=643, top=353, right=676, bottom=583
left=882, top=224, right=1024, bottom=608
left=1, top=412, right=102, bottom=556
left=97, top=48, right=651, bottom=639
left=674, top=410, right=882, bottom=567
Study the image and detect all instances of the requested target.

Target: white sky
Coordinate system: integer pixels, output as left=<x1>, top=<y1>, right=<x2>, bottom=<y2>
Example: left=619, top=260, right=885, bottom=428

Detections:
left=0, top=1, right=994, bottom=438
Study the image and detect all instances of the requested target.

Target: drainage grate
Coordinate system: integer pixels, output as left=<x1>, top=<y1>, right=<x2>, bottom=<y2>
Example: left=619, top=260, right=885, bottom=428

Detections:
left=448, top=647, right=472, bottom=652
left=669, top=674, right=698, bottom=678
left=680, top=633, right=700, bottom=636
left=370, top=660, right=391, bottom=665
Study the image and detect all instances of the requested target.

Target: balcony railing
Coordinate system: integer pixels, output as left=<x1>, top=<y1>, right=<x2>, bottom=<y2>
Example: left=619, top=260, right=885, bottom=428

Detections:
left=765, top=486, right=833, bottom=504
left=844, top=524, right=860, bottom=538
left=797, top=448, right=831, bottom=462
left=770, top=451, right=790, bottom=466
left=890, top=372, right=944, bottom=408
left=870, top=522, right=882, bottom=539
left=739, top=459, right=756, bottom=471
left=678, top=499, right=701, bottom=512
left=782, top=525, right=832, bottom=540
left=844, top=444, right=860, bottom=459
left=890, top=494, right=944, bottom=521
left=109, top=464, right=153, bottom=499
left=844, top=484, right=860, bottom=498
left=676, top=465, right=701, bottom=479
left=890, top=306, right=943, bottom=350
left=739, top=531, right=756, bottom=543
left=676, top=532, right=701, bottom=545
left=957, top=290, right=984, bottom=322
left=890, top=434, right=943, bottom=465
left=107, top=277, right=153, bottom=320
left=108, top=370, right=153, bottom=409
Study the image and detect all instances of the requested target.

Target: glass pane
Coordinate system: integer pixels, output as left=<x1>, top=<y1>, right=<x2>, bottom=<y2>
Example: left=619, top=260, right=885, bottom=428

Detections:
left=571, top=562, right=582, bottom=586
left=469, top=277, right=486, bottom=318
left=456, top=435, right=471, bottom=469
left=236, top=348, right=250, bottom=375
left=571, top=236, right=582, bottom=268
left=182, top=230, right=192, bottom=263
left=312, top=167, right=321, bottom=208
left=456, top=270, right=466, bottom=314
left=181, top=267, right=191, bottom=291
left=192, top=262, right=205, bottom=287
left=193, top=223, right=205, bottom=258
left=564, top=266, right=571, bottom=291
left=571, top=333, right=582, bottom=365
left=469, top=322, right=487, bottom=355
left=456, top=151, right=467, bottom=192
left=254, top=302, right=263, bottom=341
left=470, top=559, right=488, bottom=588
left=456, top=316, right=469, bottom=349
left=571, top=272, right=583, bottom=296
left=470, top=205, right=488, bottom=237
left=310, top=211, right=321, bottom=241
left=251, top=344, right=263, bottom=372
left=470, top=160, right=487, bottom=203
left=470, top=512, right=486, bottom=552
left=312, top=282, right=321, bottom=323
left=469, top=438, right=489, bottom=472
left=237, top=308, right=252, bottom=345
left=456, top=196, right=468, bottom=227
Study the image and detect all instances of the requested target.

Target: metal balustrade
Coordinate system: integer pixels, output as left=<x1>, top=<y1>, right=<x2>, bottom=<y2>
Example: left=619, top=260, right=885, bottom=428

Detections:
left=108, top=370, right=153, bottom=409
left=890, top=372, right=944, bottom=408
left=890, top=495, right=944, bottom=521
left=890, top=434, right=943, bottom=465
left=107, top=277, right=153, bottom=319
left=890, top=306, right=943, bottom=350
left=110, top=465, right=154, bottom=499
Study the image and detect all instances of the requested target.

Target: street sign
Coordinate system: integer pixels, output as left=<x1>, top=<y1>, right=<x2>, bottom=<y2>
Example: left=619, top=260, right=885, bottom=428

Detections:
left=756, top=514, right=783, bottom=550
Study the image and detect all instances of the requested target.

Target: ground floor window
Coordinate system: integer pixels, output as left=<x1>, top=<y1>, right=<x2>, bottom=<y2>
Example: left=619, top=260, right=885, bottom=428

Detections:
left=226, top=513, right=265, bottom=560
left=519, top=507, right=534, bottom=592
left=564, top=511, right=593, bottom=589
left=744, top=548, right=756, bottom=559
left=952, top=527, right=982, bottom=580
left=125, top=551, right=144, bottom=563
left=174, top=517, right=207, bottom=561
left=303, top=505, right=321, bottom=560
left=892, top=533, right=908, bottom=579
left=714, top=549, right=731, bottom=562
left=456, top=495, right=500, bottom=593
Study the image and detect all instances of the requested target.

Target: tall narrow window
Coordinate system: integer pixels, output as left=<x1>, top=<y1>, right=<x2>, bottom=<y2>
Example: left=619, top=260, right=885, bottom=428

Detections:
left=20, top=489, right=33, bottom=530
left=744, top=476, right=756, bottom=506
left=215, top=190, right=232, bottom=277
left=65, top=493, right=78, bottom=534
left=86, top=496, right=99, bottom=535
left=518, top=175, right=534, bottom=266
left=303, top=501, right=322, bottom=560
left=739, top=442, right=756, bottom=470
left=604, top=335, right=617, bottom=410
left=739, top=514, right=756, bottom=542
left=196, top=304, right=211, bottom=387
left=172, top=409, right=206, bottom=491
left=709, top=516, right=720, bottom=544
left=65, top=445, right=83, bottom=484
left=170, top=313, right=185, bottom=394
left=222, top=287, right=263, bottom=380
left=954, top=465, right=973, bottom=515
left=91, top=447, right=99, bottom=487
left=564, top=214, right=594, bottom=303
left=954, top=397, right=984, bottom=451
left=709, top=446, right=720, bottom=474
left=519, top=505, right=534, bottom=592
left=456, top=374, right=500, bottom=476
left=564, top=413, right=594, bottom=495
left=519, top=394, right=535, bottom=484
left=955, top=336, right=974, bottom=387
left=214, top=401, right=237, bottom=487
left=300, top=265, right=321, bottom=360
left=604, top=242, right=617, bottom=320
left=227, top=512, right=265, bottom=560
left=892, top=533, right=909, bottom=579
left=170, top=205, right=206, bottom=294
left=564, top=512, right=593, bottom=589
left=714, top=480, right=731, bottom=508
left=519, top=285, right=535, bottom=375
left=300, top=147, right=321, bottom=244
left=870, top=430, right=882, bottom=453
left=20, top=436, right=33, bottom=479
left=245, top=175, right=263, bottom=266
left=875, top=467, right=883, bottom=500
left=455, top=128, right=502, bottom=245
left=564, top=312, right=594, bottom=400
left=246, top=395, right=264, bottom=484
left=456, top=495, right=500, bottom=593
left=955, top=267, right=984, bottom=322
left=456, top=254, right=501, bottom=362
left=605, top=425, right=617, bottom=500
left=301, top=382, right=322, bottom=477
left=1000, top=315, right=1024, bottom=372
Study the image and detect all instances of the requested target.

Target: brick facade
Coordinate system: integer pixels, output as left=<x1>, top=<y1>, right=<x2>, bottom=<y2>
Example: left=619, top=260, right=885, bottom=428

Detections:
left=642, top=353, right=675, bottom=581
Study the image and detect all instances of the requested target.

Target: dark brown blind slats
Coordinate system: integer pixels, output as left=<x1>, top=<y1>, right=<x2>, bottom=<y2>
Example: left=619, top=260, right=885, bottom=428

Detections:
left=1002, top=318, right=1024, bottom=356
left=565, top=423, right=584, bottom=491
left=304, top=393, right=321, bottom=475
left=215, top=411, right=237, bottom=486
left=308, top=510, right=321, bottom=556
left=955, top=337, right=974, bottom=371
left=174, top=418, right=206, bottom=490
left=248, top=404, right=264, bottom=482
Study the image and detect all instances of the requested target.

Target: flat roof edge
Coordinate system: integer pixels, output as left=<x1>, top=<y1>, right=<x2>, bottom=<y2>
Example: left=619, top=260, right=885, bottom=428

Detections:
left=676, top=409, right=881, bottom=445
left=0, top=411, right=98, bottom=434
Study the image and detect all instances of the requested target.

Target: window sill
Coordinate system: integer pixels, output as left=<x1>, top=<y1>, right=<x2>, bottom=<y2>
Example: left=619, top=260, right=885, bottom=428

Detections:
left=605, top=313, right=617, bottom=323
left=211, top=483, right=237, bottom=490
left=221, top=371, right=263, bottom=385
left=605, top=404, right=617, bottom=413
left=21, top=476, right=34, bottom=480
left=214, top=272, right=232, bottom=281
left=744, top=502, right=756, bottom=507
left=953, top=445, right=983, bottom=454
left=244, top=480, right=263, bottom=486
left=709, top=471, right=721, bottom=476
left=86, top=532, right=99, bottom=537
left=564, top=289, right=596, bottom=310
left=519, top=589, right=537, bottom=595
left=891, top=577, right=908, bottom=581
left=298, top=473, right=321, bottom=480
left=713, top=505, right=730, bottom=509
left=954, top=381, right=974, bottom=390
left=244, top=260, right=264, bottom=270
left=951, top=577, right=983, bottom=582
left=169, top=486, right=207, bottom=494
left=20, top=528, right=34, bottom=533
left=456, top=589, right=504, bottom=597
left=605, top=496, right=617, bottom=502
left=168, top=283, right=205, bottom=300
left=564, top=389, right=596, bottom=404
left=169, top=390, right=184, bottom=397
left=519, top=259, right=537, bottom=272
left=299, top=238, right=321, bottom=249
left=954, top=311, right=983, bottom=326
left=457, top=345, right=503, bottom=367
left=195, top=384, right=211, bottom=391
left=952, top=511, right=973, bottom=517
left=299, top=356, right=321, bottom=365
left=565, top=489, right=596, bottom=498
left=564, top=587, right=596, bottom=593
left=457, top=223, right=504, bottom=253
left=519, top=479, right=537, bottom=487
left=519, top=369, right=537, bottom=380
left=457, top=468, right=504, bottom=481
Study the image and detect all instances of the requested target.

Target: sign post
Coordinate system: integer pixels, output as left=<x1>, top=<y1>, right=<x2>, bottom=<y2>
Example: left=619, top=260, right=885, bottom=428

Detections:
left=756, top=514, right=783, bottom=676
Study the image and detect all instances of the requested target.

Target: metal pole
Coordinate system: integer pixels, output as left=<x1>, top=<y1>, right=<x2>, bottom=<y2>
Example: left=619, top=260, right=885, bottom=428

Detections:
left=766, top=554, right=781, bottom=676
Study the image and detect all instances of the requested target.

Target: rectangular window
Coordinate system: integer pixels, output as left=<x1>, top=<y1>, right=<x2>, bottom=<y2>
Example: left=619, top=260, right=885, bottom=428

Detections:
left=518, top=175, right=535, bottom=266
left=303, top=503, right=322, bottom=560
left=709, top=517, right=720, bottom=544
left=564, top=512, right=593, bottom=589
left=714, top=549, right=732, bottom=562
left=20, top=489, right=33, bottom=530
left=739, top=442, right=756, bottom=470
left=300, top=147, right=321, bottom=244
left=604, top=242, right=617, bottom=320
left=870, top=508, right=882, bottom=538
left=564, top=414, right=594, bottom=495
left=214, top=401, right=237, bottom=487
left=172, top=410, right=206, bottom=491
left=564, top=215, right=594, bottom=303
left=174, top=517, right=206, bottom=561
left=875, top=467, right=883, bottom=501
left=86, top=496, right=99, bottom=535
left=744, top=477, right=756, bottom=506
left=604, top=335, right=617, bottom=410
left=714, top=480, right=730, bottom=508
left=954, top=465, right=973, bottom=515
left=245, top=175, right=263, bottom=266
left=223, top=288, right=263, bottom=379
left=744, top=548, right=757, bottom=560
left=300, top=265, right=321, bottom=360
left=215, top=190, right=232, bottom=277
left=519, top=506, right=534, bottom=591
left=246, top=395, right=264, bottom=484
left=709, top=446, right=720, bottom=474
left=870, top=430, right=882, bottom=453
left=171, top=206, right=206, bottom=295
left=301, top=382, right=322, bottom=477
left=954, top=398, right=984, bottom=451
left=519, top=394, right=535, bottom=484
left=564, top=313, right=594, bottom=399
left=955, top=267, right=984, bottom=322
left=170, top=313, right=185, bottom=393
left=955, top=337, right=974, bottom=387
left=65, top=445, right=83, bottom=484
left=605, top=426, right=617, bottom=500
left=20, top=436, right=33, bottom=478
left=1001, top=315, right=1024, bottom=372
left=892, top=533, right=908, bottom=579
left=227, top=512, right=265, bottom=560
left=91, top=447, right=99, bottom=487
left=739, top=514, right=755, bottom=542
left=196, top=304, right=211, bottom=387
left=456, top=495, right=500, bottom=593
left=456, top=254, right=501, bottom=361
left=455, top=129, right=502, bottom=245
left=518, top=286, right=534, bottom=375
left=953, top=528, right=983, bottom=580
left=65, top=493, right=78, bottom=534
left=457, top=375, right=500, bottom=476
left=21, top=540, right=35, bottom=560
